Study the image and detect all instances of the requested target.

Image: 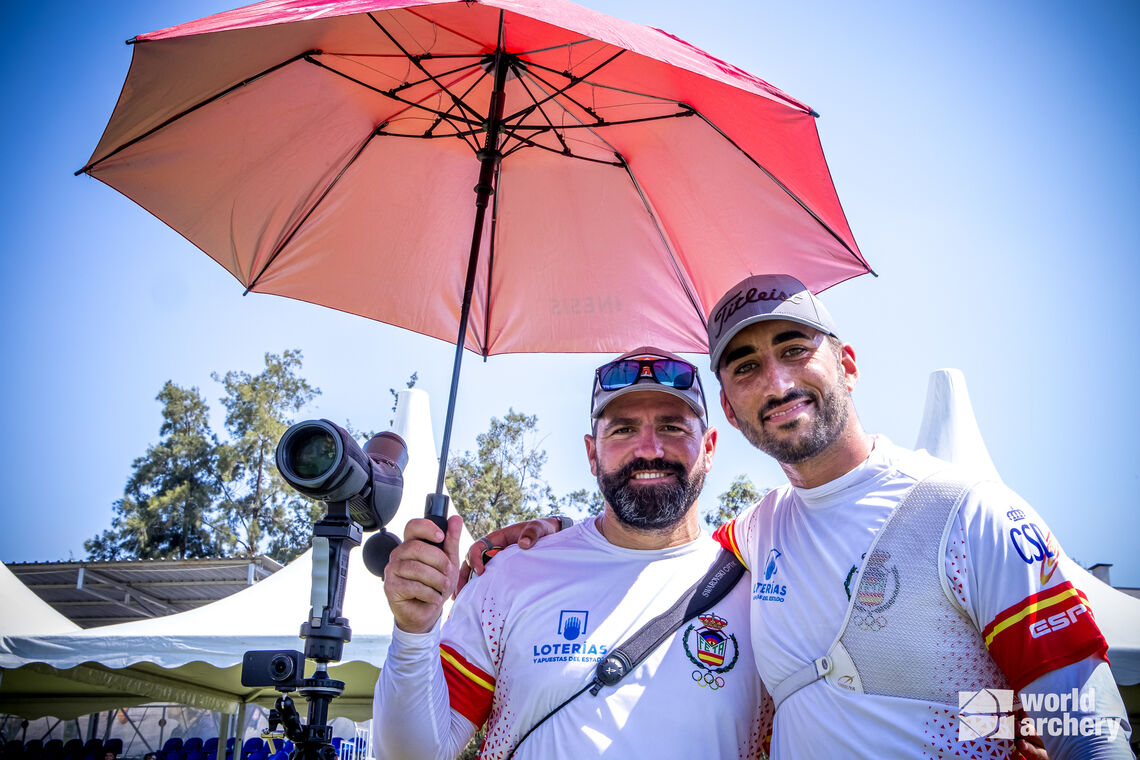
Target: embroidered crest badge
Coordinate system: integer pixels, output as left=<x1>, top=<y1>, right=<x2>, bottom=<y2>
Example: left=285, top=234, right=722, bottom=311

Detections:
left=682, top=614, right=740, bottom=690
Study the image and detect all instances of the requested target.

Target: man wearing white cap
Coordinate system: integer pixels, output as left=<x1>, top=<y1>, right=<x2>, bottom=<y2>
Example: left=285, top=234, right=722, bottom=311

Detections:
left=704, top=274, right=1131, bottom=759
left=372, top=348, right=770, bottom=759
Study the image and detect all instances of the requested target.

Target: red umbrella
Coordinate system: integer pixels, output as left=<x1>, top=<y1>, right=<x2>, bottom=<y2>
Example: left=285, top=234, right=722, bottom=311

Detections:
left=81, top=0, right=872, bottom=497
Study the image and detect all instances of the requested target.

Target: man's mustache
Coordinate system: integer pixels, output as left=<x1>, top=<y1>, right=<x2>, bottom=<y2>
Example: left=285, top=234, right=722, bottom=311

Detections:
left=614, top=457, right=687, bottom=483
left=760, top=388, right=817, bottom=418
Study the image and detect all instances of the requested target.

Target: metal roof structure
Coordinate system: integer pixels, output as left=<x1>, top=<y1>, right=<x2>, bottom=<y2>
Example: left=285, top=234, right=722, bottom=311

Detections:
left=7, top=557, right=282, bottom=628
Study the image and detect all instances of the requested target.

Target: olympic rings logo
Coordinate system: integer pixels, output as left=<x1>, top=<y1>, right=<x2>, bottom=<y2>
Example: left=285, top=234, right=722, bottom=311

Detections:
left=853, top=612, right=887, bottom=631
left=692, top=670, right=725, bottom=690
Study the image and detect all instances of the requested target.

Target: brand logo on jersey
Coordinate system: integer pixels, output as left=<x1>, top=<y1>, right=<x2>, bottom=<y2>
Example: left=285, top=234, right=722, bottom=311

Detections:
left=531, top=610, right=607, bottom=664
left=558, top=610, right=588, bottom=641
left=752, top=547, right=788, bottom=603
left=851, top=550, right=900, bottom=631
left=1006, top=508, right=1026, bottom=522
left=682, top=614, right=740, bottom=690
left=1029, top=603, right=1088, bottom=638
left=1010, top=522, right=1057, bottom=567
left=763, top=548, right=782, bottom=580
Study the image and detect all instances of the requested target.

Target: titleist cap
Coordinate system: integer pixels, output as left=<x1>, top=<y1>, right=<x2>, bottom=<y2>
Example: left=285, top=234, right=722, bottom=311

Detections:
left=707, top=274, right=838, bottom=372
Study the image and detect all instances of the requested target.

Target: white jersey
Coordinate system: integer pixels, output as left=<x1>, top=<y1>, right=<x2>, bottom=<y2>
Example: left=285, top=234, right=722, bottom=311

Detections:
left=375, top=517, right=771, bottom=759
left=713, top=438, right=1108, bottom=760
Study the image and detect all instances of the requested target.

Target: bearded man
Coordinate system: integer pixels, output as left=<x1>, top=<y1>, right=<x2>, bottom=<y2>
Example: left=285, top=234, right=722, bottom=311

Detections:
left=372, top=348, right=770, bottom=760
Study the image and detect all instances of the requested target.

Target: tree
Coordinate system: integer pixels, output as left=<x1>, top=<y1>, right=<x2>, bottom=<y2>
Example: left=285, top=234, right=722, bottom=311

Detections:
left=213, top=350, right=321, bottom=562
left=445, top=410, right=559, bottom=538
left=704, top=474, right=769, bottom=529
left=86, top=382, right=224, bottom=559
left=561, top=487, right=604, bottom=518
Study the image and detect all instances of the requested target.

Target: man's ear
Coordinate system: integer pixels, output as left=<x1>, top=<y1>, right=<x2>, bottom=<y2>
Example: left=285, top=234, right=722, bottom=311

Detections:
left=701, top=427, right=718, bottom=474
left=720, top=389, right=742, bottom=431
left=841, top=343, right=859, bottom=392
left=585, top=433, right=598, bottom=477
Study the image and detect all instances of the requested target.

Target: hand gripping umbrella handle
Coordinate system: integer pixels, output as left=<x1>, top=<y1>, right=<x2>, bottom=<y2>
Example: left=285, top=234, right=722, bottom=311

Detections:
left=424, top=493, right=450, bottom=550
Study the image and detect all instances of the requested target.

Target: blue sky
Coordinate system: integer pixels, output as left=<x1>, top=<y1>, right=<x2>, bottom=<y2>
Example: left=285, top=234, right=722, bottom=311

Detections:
left=2, top=0, right=1138, bottom=586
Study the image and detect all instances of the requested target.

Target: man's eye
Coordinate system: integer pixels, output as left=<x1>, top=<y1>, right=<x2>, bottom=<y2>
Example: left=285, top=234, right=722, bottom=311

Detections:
left=732, top=360, right=756, bottom=375
left=783, top=346, right=809, bottom=358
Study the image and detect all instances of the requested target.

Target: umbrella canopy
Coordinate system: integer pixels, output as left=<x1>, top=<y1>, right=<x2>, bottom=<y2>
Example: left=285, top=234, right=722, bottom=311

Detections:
left=81, top=0, right=870, bottom=358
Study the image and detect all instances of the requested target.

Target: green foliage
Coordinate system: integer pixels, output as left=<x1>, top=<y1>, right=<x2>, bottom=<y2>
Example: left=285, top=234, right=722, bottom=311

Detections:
left=704, top=474, right=769, bottom=529
left=561, top=487, right=605, bottom=518
left=388, top=371, right=418, bottom=426
left=87, top=351, right=321, bottom=563
left=445, top=410, right=559, bottom=538
left=458, top=729, right=484, bottom=760
left=86, top=382, right=224, bottom=559
left=212, top=350, right=320, bottom=561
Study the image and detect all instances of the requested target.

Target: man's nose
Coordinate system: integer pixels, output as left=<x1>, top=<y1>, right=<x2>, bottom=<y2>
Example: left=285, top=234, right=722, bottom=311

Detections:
left=762, top=361, right=797, bottom=399
left=632, top=429, right=666, bottom=459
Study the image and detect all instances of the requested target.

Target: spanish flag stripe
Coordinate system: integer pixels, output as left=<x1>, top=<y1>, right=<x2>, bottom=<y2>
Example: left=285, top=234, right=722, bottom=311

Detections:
left=440, top=644, right=494, bottom=692
left=712, top=520, right=746, bottom=569
left=983, top=584, right=1086, bottom=647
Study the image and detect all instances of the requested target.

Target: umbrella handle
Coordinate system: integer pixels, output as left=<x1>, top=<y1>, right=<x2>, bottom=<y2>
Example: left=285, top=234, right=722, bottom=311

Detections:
left=423, top=493, right=450, bottom=550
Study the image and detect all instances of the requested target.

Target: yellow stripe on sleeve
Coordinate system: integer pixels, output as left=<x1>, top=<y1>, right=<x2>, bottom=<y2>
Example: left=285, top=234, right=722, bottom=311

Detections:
left=440, top=647, right=494, bottom=692
left=983, top=586, right=1083, bottom=648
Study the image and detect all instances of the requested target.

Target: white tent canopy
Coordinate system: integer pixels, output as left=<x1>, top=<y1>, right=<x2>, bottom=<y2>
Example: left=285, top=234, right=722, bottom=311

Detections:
left=915, top=369, right=1140, bottom=686
left=0, top=562, right=82, bottom=637
left=0, top=389, right=473, bottom=720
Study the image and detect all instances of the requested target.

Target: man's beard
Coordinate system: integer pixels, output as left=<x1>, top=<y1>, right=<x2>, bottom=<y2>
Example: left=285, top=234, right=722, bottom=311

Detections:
left=597, top=457, right=705, bottom=532
left=735, top=379, right=851, bottom=465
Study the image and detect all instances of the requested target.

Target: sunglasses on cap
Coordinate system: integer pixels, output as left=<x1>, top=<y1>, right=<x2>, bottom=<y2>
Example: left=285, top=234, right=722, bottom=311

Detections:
left=595, top=357, right=697, bottom=391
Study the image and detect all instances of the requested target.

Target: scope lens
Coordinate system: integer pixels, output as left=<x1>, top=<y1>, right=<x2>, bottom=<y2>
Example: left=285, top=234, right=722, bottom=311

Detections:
left=290, top=430, right=337, bottom=479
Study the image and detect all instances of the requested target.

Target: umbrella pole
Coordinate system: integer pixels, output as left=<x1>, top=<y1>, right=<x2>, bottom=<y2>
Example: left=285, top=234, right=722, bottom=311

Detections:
left=432, top=24, right=511, bottom=509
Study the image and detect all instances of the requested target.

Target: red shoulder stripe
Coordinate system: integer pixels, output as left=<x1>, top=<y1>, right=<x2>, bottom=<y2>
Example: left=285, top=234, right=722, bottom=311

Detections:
left=440, top=643, right=495, bottom=727
left=712, top=519, right=746, bottom=569
left=983, top=582, right=1108, bottom=692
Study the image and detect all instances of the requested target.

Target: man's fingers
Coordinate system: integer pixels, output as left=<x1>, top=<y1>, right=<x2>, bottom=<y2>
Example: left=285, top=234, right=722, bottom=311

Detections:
left=402, top=517, right=447, bottom=544
left=518, top=517, right=560, bottom=549
left=443, top=514, right=463, bottom=563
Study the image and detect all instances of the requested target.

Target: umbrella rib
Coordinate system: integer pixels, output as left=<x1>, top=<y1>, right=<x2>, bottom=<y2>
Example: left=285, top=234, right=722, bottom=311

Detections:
left=617, top=154, right=707, bottom=330
left=380, top=59, right=485, bottom=95
left=304, top=55, right=484, bottom=138
left=500, top=49, right=627, bottom=126
left=368, top=14, right=485, bottom=123
left=77, top=51, right=313, bottom=175
left=503, top=64, right=572, bottom=155
left=423, top=66, right=491, bottom=148
left=689, top=109, right=871, bottom=273
left=498, top=134, right=622, bottom=165
left=509, top=110, right=695, bottom=133
left=244, top=126, right=383, bottom=294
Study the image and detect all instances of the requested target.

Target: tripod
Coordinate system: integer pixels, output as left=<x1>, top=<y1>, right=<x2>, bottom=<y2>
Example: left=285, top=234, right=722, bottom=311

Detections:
left=242, top=500, right=361, bottom=760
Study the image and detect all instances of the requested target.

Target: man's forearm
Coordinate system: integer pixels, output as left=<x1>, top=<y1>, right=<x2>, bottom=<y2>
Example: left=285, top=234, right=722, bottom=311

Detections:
left=373, top=625, right=477, bottom=760
left=1022, top=658, right=1133, bottom=760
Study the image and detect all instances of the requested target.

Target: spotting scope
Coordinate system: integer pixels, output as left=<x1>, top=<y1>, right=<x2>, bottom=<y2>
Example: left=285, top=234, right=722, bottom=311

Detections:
left=276, top=419, right=407, bottom=530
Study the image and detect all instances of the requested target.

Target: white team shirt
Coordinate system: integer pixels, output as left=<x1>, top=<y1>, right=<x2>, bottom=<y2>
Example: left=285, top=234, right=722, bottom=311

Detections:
left=375, top=517, right=771, bottom=759
left=714, top=437, right=1108, bottom=760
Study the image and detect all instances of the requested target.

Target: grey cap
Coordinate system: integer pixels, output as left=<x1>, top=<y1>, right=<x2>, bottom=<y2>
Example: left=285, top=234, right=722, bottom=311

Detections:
left=707, top=274, right=838, bottom=372
left=591, top=346, right=707, bottom=424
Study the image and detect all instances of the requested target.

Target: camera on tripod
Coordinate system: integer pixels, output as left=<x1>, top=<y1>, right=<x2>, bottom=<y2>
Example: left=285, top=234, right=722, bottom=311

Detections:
left=240, top=419, right=408, bottom=756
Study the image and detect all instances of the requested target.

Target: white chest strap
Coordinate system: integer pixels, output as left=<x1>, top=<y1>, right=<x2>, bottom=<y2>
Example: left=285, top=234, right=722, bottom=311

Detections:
left=768, top=470, right=976, bottom=711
